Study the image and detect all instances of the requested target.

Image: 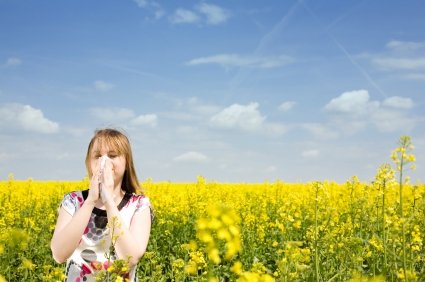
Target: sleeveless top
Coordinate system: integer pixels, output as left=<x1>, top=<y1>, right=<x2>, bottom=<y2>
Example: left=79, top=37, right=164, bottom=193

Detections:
left=59, top=190, right=151, bottom=282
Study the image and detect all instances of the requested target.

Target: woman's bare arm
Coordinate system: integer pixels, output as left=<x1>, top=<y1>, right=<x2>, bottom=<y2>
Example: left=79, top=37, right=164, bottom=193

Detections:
left=104, top=201, right=151, bottom=267
left=50, top=200, right=95, bottom=263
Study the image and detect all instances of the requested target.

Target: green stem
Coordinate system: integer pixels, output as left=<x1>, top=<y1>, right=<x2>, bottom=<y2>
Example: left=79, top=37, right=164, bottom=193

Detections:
left=314, top=183, right=320, bottom=282
left=399, top=156, right=407, bottom=281
left=382, top=179, right=387, bottom=274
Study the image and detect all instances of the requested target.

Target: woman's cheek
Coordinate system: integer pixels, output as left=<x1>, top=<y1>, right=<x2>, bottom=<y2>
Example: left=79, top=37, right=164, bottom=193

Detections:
left=90, top=161, right=96, bottom=175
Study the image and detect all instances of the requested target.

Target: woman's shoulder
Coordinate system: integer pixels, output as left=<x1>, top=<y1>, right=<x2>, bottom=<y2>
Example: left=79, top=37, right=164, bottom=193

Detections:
left=128, top=193, right=151, bottom=206
left=124, top=193, right=151, bottom=215
left=63, top=190, right=86, bottom=203
left=64, top=190, right=84, bottom=198
left=60, top=190, right=86, bottom=215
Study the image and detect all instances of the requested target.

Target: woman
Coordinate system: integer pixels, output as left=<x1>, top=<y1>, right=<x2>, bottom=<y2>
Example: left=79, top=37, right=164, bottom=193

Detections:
left=51, top=128, right=152, bottom=281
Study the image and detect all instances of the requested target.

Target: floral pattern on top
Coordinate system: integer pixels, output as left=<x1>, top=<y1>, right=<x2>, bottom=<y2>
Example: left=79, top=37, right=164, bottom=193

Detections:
left=59, top=190, right=151, bottom=282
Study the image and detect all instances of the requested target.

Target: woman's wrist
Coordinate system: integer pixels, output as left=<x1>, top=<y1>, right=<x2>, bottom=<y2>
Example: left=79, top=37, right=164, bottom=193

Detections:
left=104, top=198, right=118, bottom=211
left=83, top=197, right=97, bottom=208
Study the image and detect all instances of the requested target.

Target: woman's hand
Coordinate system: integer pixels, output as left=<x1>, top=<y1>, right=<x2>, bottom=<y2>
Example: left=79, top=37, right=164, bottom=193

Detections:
left=87, top=160, right=101, bottom=205
left=87, top=155, right=115, bottom=205
left=100, top=157, right=115, bottom=203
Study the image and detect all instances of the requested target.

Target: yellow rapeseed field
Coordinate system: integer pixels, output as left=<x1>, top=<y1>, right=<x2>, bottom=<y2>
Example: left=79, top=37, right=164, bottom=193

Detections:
left=0, top=136, right=423, bottom=281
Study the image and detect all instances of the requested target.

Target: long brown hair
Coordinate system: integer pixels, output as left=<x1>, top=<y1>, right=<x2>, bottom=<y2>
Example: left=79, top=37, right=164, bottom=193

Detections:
left=85, top=128, right=141, bottom=194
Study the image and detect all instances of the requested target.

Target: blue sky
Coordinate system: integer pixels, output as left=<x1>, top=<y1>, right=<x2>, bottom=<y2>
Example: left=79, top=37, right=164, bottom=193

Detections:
left=1, top=0, right=424, bottom=183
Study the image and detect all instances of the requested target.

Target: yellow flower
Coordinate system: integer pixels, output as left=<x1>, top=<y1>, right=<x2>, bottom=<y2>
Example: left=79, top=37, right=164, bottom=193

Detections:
left=185, top=261, right=198, bottom=275
left=208, top=247, right=221, bottom=264
left=262, top=274, right=276, bottom=282
left=231, top=261, right=243, bottom=275
left=217, top=228, right=231, bottom=241
left=22, top=258, right=35, bottom=270
left=172, top=258, right=185, bottom=269
left=293, top=220, right=301, bottom=229
left=198, top=230, right=214, bottom=243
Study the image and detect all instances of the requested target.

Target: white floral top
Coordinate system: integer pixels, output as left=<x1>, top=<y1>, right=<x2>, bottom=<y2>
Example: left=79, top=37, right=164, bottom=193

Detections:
left=59, top=190, right=151, bottom=282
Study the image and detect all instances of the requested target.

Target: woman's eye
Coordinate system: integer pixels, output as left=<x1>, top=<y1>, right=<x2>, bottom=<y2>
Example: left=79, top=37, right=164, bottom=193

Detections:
left=109, top=154, right=117, bottom=159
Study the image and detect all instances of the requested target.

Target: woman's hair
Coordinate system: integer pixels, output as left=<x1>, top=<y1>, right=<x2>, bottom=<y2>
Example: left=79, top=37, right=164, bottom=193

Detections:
left=85, top=128, right=141, bottom=194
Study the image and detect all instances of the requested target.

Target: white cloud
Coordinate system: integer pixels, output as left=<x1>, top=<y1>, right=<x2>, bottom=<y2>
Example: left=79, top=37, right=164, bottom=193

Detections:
left=3, top=57, right=22, bottom=67
left=264, top=165, right=277, bottom=172
left=0, top=103, right=59, bottom=133
left=372, top=57, right=425, bottom=70
left=90, top=107, right=135, bottom=121
left=94, top=80, right=114, bottom=92
left=131, top=114, right=158, bottom=127
left=302, top=123, right=339, bottom=139
left=324, top=90, right=418, bottom=133
left=187, top=54, right=292, bottom=69
left=133, top=0, right=165, bottom=20
left=370, top=109, right=416, bottom=133
left=301, top=149, right=320, bottom=158
left=210, top=102, right=265, bottom=131
left=402, top=73, right=425, bottom=80
left=90, top=107, right=159, bottom=128
left=173, top=151, right=209, bottom=162
left=369, top=41, right=425, bottom=81
left=264, top=122, right=288, bottom=136
left=154, top=8, right=165, bottom=19
left=278, top=101, right=296, bottom=112
left=170, top=3, right=229, bottom=25
left=386, top=40, right=425, bottom=51
left=185, top=97, right=221, bottom=115
left=170, top=8, right=199, bottom=24
left=324, top=90, right=379, bottom=116
left=196, top=3, right=229, bottom=25
left=383, top=96, right=414, bottom=109
left=133, top=0, right=148, bottom=7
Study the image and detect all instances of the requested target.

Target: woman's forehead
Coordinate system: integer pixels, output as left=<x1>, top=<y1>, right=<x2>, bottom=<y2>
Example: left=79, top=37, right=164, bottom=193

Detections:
left=91, top=139, right=119, bottom=152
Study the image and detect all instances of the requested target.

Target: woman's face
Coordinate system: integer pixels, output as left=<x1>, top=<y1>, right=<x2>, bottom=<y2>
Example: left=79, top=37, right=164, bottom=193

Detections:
left=89, top=141, right=127, bottom=185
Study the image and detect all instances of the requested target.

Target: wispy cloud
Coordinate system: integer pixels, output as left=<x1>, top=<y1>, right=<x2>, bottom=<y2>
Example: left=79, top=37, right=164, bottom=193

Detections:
left=324, top=90, right=418, bottom=133
left=170, top=2, right=229, bottom=25
left=130, top=114, right=158, bottom=128
left=3, top=57, right=22, bottom=67
left=170, top=8, right=200, bottom=24
left=368, top=40, right=425, bottom=81
left=90, top=107, right=134, bottom=121
left=386, top=40, right=425, bottom=52
left=0, top=103, right=59, bottom=133
left=382, top=96, right=414, bottom=109
left=173, top=151, right=209, bottom=162
left=369, top=108, right=417, bottom=133
left=302, top=123, right=339, bottom=140
left=263, top=122, right=289, bottom=136
left=184, top=97, right=221, bottom=115
left=209, top=102, right=265, bottom=131
left=133, top=0, right=164, bottom=19
left=94, top=80, right=114, bottom=92
left=301, top=149, right=320, bottom=158
left=90, top=107, right=157, bottom=127
left=278, top=101, right=296, bottom=112
left=133, top=0, right=148, bottom=7
left=187, top=54, right=292, bottom=69
left=402, top=73, right=425, bottom=81
left=196, top=3, right=230, bottom=25
left=372, top=57, right=425, bottom=70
